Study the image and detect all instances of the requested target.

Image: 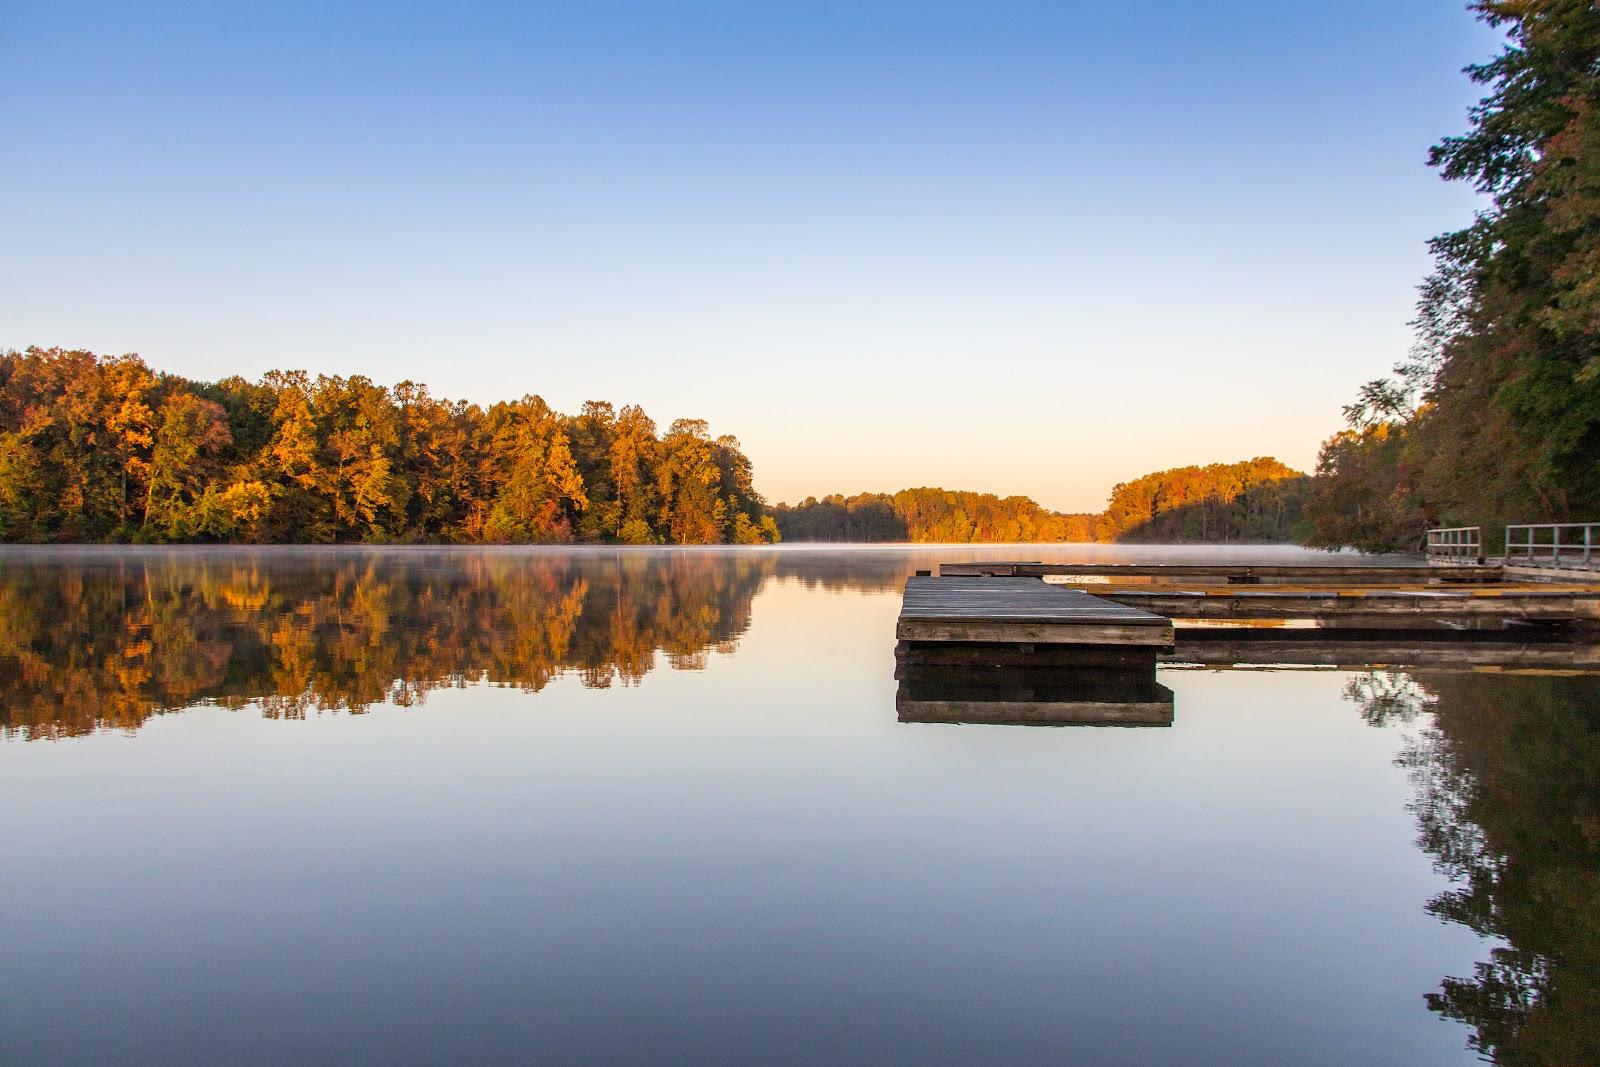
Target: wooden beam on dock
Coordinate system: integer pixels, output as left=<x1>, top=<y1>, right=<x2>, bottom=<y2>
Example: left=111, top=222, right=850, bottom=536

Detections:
left=937, top=561, right=1503, bottom=585
left=1164, top=633, right=1600, bottom=672
left=1101, top=587, right=1600, bottom=622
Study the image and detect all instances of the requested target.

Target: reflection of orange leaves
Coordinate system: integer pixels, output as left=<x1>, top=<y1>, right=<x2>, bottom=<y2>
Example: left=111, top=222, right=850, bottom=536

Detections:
left=221, top=584, right=271, bottom=611
left=117, top=663, right=152, bottom=688
left=1, top=552, right=777, bottom=740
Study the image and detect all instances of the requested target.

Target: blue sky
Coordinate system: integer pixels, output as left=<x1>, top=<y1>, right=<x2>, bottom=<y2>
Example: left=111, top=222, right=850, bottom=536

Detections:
left=0, top=1, right=1496, bottom=511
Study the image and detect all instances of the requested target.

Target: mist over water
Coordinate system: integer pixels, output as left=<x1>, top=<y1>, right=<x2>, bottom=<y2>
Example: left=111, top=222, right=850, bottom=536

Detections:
left=2, top=546, right=1592, bottom=1064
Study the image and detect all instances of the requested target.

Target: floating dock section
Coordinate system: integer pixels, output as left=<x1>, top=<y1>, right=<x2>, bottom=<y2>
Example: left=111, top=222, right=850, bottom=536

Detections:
left=895, top=566, right=1600, bottom=726
left=895, top=577, right=1173, bottom=725
left=896, top=576, right=1173, bottom=667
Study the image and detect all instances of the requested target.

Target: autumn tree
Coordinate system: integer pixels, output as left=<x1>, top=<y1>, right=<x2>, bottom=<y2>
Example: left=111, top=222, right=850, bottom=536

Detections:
left=1315, top=2, right=1600, bottom=546
left=312, top=375, right=411, bottom=539
left=480, top=396, right=588, bottom=543
left=610, top=404, right=660, bottom=544
left=656, top=419, right=727, bottom=545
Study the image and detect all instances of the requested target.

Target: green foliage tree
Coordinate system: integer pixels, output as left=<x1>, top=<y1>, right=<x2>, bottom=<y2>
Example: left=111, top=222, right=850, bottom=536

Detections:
left=144, top=393, right=233, bottom=538
left=1313, top=2, right=1600, bottom=547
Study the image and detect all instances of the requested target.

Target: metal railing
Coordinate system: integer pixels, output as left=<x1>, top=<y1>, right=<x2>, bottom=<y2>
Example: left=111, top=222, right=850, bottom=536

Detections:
left=1505, top=522, right=1600, bottom=568
left=1426, top=526, right=1482, bottom=560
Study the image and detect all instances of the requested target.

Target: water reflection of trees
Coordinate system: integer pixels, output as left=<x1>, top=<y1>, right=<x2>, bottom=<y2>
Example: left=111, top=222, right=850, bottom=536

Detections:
left=1345, top=670, right=1600, bottom=1063
left=0, top=550, right=773, bottom=740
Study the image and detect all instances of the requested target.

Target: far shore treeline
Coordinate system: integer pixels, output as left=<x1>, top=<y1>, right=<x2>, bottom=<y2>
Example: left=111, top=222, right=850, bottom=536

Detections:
left=0, top=346, right=1313, bottom=546
left=774, top=458, right=1310, bottom=544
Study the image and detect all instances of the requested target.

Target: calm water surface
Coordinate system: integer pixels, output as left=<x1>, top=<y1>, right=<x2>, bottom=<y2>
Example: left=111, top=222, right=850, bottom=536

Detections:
left=2, top=546, right=1595, bottom=1064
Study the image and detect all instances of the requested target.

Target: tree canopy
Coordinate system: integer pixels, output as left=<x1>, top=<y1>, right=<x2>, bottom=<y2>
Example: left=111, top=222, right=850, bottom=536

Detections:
left=0, top=347, right=779, bottom=545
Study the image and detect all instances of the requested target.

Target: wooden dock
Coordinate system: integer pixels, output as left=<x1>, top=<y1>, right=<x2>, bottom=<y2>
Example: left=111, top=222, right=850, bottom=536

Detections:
left=892, top=568, right=1600, bottom=727
left=897, top=576, right=1172, bottom=661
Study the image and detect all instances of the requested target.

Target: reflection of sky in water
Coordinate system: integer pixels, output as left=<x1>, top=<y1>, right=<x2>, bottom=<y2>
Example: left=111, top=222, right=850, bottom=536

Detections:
left=2, top=547, right=1591, bottom=1064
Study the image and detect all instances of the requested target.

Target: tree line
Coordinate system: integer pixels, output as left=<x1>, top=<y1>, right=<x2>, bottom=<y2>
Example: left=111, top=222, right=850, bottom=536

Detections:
left=0, top=347, right=779, bottom=545
left=0, top=347, right=1311, bottom=548
left=1306, top=1, right=1600, bottom=551
left=775, top=458, right=1308, bottom=544
left=772, top=488, right=1098, bottom=543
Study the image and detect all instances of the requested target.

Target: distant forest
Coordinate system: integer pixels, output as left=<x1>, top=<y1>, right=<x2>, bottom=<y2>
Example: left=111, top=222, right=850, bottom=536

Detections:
left=0, top=347, right=1319, bottom=546
left=1304, top=3, right=1600, bottom=551
left=0, top=347, right=778, bottom=545
left=773, top=458, right=1309, bottom=544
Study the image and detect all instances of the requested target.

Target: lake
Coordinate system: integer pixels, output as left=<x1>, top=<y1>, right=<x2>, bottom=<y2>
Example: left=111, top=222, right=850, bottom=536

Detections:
left=2, top=546, right=1594, bottom=1064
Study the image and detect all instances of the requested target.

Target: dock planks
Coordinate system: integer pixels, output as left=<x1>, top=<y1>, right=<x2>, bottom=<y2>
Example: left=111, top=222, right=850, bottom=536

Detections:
left=897, top=576, right=1174, bottom=647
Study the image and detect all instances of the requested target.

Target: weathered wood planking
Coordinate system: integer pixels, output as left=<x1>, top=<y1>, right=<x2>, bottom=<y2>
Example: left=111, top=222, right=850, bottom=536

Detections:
left=897, top=576, right=1174, bottom=647
left=938, top=561, right=1503, bottom=585
left=1101, top=588, right=1600, bottom=621
left=1165, top=635, right=1600, bottom=671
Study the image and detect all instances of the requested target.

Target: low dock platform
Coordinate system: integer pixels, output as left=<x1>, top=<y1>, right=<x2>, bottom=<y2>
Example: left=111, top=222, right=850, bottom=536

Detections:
left=896, top=576, right=1173, bottom=670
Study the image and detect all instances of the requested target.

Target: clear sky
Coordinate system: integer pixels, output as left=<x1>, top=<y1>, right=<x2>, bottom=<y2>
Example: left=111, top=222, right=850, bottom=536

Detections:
left=0, top=1, right=1496, bottom=512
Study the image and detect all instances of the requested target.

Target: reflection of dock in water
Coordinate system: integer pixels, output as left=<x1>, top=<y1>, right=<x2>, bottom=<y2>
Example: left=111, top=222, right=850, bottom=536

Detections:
left=895, top=666, right=1174, bottom=727
left=1167, top=629, right=1600, bottom=673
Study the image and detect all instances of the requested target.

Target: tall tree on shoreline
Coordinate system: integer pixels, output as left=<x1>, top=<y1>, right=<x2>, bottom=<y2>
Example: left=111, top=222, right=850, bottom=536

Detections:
left=1311, top=1, right=1600, bottom=549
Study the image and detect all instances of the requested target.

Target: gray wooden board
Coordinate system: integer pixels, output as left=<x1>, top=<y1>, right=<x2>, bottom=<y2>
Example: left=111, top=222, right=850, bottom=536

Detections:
left=1104, top=589, right=1600, bottom=619
left=938, top=562, right=1498, bottom=581
left=900, top=576, right=1169, bottom=627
